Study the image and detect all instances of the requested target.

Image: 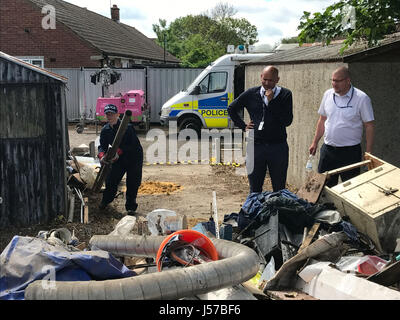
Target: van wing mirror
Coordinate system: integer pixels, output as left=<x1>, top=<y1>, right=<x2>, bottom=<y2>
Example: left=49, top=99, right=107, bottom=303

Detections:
left=190, top=85, right=200, bottom=95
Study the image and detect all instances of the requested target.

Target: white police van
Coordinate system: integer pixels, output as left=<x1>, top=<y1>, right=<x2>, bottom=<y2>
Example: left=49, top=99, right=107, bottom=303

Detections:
left=159, top=47, right=273, bottom=133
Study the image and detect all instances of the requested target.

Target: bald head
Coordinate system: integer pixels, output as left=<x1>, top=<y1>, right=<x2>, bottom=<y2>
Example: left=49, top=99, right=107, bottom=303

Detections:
left=262, top=66, right=279, bottom=78
left=261, top=66, right=280, bottom=90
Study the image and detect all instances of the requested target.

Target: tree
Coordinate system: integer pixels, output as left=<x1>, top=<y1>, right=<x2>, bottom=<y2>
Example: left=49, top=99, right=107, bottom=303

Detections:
left=208, top=2, right=237, bottom=21
left=152, top=3, right=258, bottom=67
left=297, top=0, right=400, bottom=53
left=281, top=36, right=299, bottom=44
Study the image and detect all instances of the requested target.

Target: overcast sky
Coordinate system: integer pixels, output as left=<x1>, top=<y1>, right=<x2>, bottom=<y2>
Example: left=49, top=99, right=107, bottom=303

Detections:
left=64, top=0, right=335, bottom=46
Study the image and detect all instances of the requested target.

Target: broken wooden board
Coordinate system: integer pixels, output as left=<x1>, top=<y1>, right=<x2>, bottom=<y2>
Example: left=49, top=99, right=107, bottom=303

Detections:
left=296, top=172, right=327, bottom=204
left=298, top=223, right=321, bottom=253
left=83, top=197, right=89, bottom=224
left=265, top=289, right=318, bottom=300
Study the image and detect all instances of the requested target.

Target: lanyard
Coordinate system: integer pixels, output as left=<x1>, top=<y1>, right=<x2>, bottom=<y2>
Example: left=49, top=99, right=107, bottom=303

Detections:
left=333, top=86, right=354, bottom=108
left=259, top=87, right=276, bottom=130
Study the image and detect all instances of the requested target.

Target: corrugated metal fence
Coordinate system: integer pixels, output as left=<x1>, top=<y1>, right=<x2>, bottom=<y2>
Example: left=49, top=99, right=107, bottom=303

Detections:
left=49, top=67, right=203, bottom=122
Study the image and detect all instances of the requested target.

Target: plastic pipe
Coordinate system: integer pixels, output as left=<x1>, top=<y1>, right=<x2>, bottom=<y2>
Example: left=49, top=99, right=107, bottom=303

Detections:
left=25, top=234, right=259, bottom=300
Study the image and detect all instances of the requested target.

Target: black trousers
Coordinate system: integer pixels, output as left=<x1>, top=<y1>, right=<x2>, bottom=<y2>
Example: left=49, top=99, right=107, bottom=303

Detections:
left=318, top=143, right=362, bottom=187
left=102, top=154, right=143, bottom=211
left=246, top=141, right=289, bottom=193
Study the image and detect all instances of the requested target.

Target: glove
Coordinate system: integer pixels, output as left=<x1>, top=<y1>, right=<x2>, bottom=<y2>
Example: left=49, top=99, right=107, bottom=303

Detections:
left=99, top=152, right=110, bottom=165
left=109, top=148, right=123, bottom=163
left=110, top=153, right=119, bottom=163
left=98, top=149, right=122, bottom=165
left=98, top=151, right=113, bottom=165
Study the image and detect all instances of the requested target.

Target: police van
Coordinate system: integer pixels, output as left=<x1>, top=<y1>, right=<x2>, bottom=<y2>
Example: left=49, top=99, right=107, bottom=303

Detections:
left=159, top=50, right=273, bottom=134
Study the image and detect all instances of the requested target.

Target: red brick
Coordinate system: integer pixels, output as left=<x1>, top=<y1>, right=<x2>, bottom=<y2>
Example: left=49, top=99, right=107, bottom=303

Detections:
left=0, top=0, right=101, bottom=68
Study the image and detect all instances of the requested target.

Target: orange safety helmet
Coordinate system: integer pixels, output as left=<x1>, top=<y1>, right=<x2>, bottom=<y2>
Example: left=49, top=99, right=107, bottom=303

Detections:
left=156, top=229, right=219, bottom=272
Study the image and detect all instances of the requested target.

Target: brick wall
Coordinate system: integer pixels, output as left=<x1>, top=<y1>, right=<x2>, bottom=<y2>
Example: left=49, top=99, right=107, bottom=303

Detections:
left=0, top=0, right=101, bottom=68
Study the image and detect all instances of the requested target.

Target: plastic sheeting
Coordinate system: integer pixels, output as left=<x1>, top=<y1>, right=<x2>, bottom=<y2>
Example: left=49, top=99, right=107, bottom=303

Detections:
left=0, top=236, right=135, bottom=300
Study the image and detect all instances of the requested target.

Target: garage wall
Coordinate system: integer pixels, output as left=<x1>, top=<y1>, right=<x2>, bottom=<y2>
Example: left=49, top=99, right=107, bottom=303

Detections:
left=349, top=59, right=400, bottom=169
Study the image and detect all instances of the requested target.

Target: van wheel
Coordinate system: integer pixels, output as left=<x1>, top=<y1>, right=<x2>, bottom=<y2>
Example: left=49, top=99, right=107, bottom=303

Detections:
left=178, top=117, right=201, bottom=137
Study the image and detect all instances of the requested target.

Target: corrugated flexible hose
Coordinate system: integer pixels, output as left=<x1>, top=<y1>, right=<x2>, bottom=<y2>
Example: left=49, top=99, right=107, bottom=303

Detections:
left=25, top=234, right=260, bottom=300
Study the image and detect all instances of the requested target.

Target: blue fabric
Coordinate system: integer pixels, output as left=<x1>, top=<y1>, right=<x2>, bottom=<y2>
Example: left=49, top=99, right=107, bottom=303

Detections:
left=339, top=220, right=358, bottom=243
left=240, top=189, right=311, bottom=220
left=0, top=236, right=136, bottom=300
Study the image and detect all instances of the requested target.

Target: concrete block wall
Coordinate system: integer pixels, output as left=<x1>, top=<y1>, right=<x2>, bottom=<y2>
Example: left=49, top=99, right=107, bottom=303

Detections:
left=349, top=61, right=400, bottom=169
left=0, top=0, right=100, bottom=68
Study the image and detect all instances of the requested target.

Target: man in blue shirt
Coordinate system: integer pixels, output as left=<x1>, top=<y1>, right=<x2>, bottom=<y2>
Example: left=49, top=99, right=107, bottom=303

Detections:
left=98, top=104, right=143, bottom=215
left=228, top=66, right=293, bottom=192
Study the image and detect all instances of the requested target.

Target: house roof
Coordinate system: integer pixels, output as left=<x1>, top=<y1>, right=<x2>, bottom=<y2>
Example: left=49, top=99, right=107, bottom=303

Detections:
left=0, top=51, right=68, bottom=82
left=27, top=0, right=180, bottom=64
left=246, top=33, right=400, bottom=65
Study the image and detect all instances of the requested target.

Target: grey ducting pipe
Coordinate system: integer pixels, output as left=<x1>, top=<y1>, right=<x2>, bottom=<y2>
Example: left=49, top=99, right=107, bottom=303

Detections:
left=25, top=235, right=260, bottom=300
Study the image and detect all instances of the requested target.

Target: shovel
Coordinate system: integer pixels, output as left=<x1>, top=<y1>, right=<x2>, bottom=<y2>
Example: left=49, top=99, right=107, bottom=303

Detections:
left=296, top=159, right=372, bottom=204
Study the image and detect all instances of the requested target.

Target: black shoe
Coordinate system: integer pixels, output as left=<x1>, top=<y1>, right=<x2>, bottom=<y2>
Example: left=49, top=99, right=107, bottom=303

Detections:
left=126, top=210, right=136, bottom=216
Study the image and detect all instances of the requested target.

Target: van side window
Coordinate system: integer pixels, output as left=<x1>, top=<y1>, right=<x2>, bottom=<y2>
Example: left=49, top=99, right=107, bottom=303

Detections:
left=199, top=72, right=227, bottom=94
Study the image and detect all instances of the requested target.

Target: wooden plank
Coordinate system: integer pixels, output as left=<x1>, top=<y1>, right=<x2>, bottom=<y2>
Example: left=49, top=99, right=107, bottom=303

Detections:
left=364, top=152, right=385, bottom=170
left=83, top=197, right=89, bottom=224
left=325, top=160, right=371, bottom=178
left=212, top=191, right=220, bottom=239
left=92, top=110, right=132, bottom=193
left=297, top=172, right=327, bottom=204
left=265, top=289, right=318, bottom=300
left=298, top=223, right=320, bottom=252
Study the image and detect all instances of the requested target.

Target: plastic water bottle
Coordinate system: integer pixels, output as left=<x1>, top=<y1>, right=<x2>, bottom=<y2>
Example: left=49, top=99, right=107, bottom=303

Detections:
left=306, top=155, right=314, bottom=172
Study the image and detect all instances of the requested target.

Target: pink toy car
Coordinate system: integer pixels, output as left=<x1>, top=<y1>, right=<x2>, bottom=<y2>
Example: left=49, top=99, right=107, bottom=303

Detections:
left=96, top=90, right=150, bottom=131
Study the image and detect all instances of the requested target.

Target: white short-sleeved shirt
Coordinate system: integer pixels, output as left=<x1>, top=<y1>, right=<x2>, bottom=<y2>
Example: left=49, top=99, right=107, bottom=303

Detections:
left=318, top=86, right=374, bottom=147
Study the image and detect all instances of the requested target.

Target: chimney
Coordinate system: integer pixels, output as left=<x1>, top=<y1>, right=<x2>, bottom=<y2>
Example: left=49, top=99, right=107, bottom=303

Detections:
left=111, top=4, right=120, bottom=22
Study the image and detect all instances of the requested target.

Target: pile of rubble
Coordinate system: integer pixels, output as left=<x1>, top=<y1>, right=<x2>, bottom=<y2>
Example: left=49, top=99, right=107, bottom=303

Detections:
left=1, top=153, right=399, bottom=300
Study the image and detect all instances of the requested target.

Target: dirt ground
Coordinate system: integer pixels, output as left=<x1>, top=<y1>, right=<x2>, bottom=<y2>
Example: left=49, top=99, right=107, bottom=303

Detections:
left=0, top=123, right=296, bottom=253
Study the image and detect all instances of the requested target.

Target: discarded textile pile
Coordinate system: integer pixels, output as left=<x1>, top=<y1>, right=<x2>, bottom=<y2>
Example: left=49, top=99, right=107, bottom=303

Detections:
left=229, top=190, right=358, bottom=268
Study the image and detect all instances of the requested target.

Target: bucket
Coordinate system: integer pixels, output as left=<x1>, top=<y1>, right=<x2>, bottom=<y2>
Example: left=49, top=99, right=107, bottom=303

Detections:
left=163, top=215, right=187, bottom=234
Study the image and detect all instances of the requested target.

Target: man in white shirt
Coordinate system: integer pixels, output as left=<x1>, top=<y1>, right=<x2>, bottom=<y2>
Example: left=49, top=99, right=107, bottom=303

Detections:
left=309, top=66, right=375, bottom=187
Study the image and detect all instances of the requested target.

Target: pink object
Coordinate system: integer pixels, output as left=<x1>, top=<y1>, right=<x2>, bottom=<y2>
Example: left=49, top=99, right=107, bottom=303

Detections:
left=96, top=90, right=147, bottom=122
left=357, top=255, right=388, bottom=275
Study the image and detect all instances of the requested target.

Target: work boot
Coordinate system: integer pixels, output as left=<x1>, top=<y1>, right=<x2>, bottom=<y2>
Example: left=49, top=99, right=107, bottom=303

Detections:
left=126, top=210, right=136, bottom=216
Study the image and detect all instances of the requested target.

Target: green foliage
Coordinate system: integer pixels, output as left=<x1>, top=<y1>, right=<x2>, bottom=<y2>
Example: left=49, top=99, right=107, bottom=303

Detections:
left=281, top=36, right=299, bottom=44
left=297, top=0, right=400, bottom=53
left=152, top=5, right=258, bottom=67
